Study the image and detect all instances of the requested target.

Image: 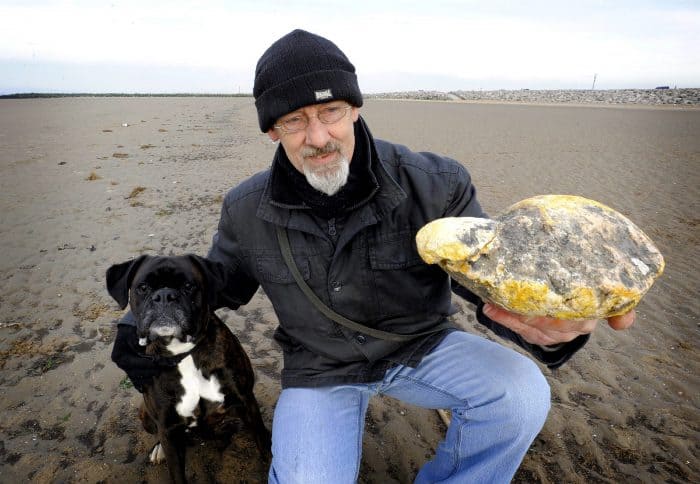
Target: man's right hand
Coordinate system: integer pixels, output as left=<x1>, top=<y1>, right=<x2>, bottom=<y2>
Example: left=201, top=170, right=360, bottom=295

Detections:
left=111, top=324, right=175, bottom=392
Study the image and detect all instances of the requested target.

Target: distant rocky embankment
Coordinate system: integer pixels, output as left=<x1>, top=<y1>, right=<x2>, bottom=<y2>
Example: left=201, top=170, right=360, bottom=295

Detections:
left=366, top=88, right=700, bottom=106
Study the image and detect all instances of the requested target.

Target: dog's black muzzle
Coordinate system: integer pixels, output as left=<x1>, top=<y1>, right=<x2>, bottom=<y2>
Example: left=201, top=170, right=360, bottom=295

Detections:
left=137, top=288, right=192, bottom=345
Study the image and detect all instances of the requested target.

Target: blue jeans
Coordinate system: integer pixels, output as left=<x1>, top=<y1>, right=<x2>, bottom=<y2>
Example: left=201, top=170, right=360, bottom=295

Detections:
left=268, top=331, right=551, bottom=483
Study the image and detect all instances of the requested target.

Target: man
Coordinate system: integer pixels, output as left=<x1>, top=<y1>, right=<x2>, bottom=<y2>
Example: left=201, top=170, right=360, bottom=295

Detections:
left=112, top=29, right=634, bottom=483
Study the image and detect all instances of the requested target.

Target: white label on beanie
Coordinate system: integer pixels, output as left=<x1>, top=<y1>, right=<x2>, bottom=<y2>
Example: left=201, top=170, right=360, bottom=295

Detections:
left=315, top=89, right=333, bottom=101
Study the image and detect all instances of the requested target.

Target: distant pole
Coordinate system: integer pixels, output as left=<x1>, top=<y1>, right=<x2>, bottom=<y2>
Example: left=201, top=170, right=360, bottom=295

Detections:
left=592, top=73, right=597, bottom=90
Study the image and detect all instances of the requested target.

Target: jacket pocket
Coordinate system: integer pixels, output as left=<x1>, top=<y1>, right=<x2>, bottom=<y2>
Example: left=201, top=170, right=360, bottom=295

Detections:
left=368, top=229, right=434, bottom=319
left=256, top=255, right=311, bottom=284
left=368, top=229, right=424, bottom=270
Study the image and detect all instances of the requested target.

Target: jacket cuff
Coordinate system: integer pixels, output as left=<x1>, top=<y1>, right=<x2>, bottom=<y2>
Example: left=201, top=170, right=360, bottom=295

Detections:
left=451, top=281, right=589, bottom=369
left=450, top=280, right=481, bottom=306
left=118, top=310, right=136, bottom=327
left=522, top=334, right=590, bottom=369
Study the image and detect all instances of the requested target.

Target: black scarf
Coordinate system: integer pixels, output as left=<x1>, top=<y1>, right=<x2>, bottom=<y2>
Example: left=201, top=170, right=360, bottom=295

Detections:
left=270, top=116, right=380, bottom=219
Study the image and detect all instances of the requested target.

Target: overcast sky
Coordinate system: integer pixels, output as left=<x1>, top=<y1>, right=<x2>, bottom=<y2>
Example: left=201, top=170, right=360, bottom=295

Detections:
left=1, top=0, right=698, bottom=94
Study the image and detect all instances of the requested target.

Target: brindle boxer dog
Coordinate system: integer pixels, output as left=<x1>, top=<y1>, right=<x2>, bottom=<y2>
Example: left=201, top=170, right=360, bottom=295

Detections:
left=106, top=254, right=271, bottom=484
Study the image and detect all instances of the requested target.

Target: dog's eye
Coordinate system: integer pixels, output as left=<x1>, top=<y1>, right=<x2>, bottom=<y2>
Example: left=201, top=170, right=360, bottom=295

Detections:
left=136, top=283, right=148, bottom=293
left=183, top=282, right=195, bottom=292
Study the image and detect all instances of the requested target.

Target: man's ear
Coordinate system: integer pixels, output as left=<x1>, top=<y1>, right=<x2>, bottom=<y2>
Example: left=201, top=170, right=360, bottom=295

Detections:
left=187, top=255, right=238, bottom=310
left=267, top=128, right=280, bottom=142
left=351, top=106, right=360, bottom=122
left=106, top=255, right=149, bottom=309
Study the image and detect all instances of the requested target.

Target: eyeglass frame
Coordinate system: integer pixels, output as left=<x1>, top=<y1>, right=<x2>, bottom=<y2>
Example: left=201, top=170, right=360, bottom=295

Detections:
left=273, top=103, right=353, bottom=134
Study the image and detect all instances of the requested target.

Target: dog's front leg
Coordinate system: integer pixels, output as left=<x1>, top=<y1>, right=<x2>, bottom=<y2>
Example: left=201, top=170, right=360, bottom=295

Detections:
left=159, top=427, right=188, bottom=484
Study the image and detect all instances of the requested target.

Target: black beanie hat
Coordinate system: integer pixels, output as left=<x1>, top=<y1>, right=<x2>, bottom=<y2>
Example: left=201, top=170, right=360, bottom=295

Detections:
left=253, top=29, right=363, bottom=133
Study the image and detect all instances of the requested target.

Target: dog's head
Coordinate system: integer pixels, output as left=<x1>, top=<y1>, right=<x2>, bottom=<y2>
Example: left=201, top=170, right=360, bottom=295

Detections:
left=106, top=255, right=233, bottom=346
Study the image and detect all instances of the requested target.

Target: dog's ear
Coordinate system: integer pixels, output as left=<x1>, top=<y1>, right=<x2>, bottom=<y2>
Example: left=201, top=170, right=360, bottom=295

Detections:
left=106, top=255, right=149, bottom=309
left=187, top=255, right=239, bottom=310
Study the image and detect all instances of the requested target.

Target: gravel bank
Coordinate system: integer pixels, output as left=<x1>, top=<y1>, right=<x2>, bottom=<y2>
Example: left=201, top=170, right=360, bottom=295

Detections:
left=367, top=88, right=700, bottom=106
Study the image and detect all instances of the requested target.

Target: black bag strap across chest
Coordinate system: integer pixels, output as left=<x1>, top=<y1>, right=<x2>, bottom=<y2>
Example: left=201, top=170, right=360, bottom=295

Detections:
left=276, top=226, right=452, bottom=342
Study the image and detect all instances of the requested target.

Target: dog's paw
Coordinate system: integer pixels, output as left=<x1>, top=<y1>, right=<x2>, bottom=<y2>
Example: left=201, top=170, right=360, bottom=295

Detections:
left=149, top=442, right=166, bottom=464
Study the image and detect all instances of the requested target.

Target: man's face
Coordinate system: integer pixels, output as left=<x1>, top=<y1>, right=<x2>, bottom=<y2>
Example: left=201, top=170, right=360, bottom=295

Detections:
left=268, top=101, right=360, bottom=195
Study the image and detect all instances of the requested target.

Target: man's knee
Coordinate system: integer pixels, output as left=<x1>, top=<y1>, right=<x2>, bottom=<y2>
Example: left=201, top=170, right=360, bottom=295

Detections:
left=499, top=354, right=551, bottom=432
left=454, top=350, right=551, bottom=435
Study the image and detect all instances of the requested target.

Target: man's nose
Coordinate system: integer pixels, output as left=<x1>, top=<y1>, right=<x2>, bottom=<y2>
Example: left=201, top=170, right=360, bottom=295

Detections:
left=304, top=116, right=331, bottom=148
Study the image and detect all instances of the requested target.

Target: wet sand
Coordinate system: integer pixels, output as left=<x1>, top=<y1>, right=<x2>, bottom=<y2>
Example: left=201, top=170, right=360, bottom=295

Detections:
left=0, top=97, right=698, bottom=483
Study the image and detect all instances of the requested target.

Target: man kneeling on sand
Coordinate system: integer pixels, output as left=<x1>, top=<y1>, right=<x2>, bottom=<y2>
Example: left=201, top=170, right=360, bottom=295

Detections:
left=112, top=29, right=635, bottom=483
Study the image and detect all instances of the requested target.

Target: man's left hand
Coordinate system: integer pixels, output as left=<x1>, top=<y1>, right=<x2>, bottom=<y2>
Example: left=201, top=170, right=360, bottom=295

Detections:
left=482, top=303, right=636, bottom=346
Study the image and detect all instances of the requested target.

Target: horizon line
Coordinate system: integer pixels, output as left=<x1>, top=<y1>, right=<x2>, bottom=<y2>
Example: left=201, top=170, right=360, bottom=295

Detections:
left=2, top=87, right=699, bottom=99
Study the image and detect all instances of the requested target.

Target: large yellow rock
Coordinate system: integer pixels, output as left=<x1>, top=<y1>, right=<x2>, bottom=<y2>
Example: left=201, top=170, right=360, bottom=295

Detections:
left=416, top=195, right=665, bottom=320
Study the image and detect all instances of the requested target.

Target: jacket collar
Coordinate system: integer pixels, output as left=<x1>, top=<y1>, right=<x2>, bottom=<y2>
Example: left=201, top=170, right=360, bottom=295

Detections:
left=256, top=116, right=407, bottom=230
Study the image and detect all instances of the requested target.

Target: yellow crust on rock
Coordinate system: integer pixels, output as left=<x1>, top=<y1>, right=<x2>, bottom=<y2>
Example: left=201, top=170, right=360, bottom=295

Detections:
left=493, top=281, right=598, bottom=320
left=498, top=279, right=554, bottom=314
left=489, top=280, right=643, bottom=320
left=421, top=241, right=475, bottom=264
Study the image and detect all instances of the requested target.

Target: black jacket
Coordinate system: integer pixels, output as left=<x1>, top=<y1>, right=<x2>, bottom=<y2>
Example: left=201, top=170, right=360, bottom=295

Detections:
left=203, top=118, right=588, bottom=388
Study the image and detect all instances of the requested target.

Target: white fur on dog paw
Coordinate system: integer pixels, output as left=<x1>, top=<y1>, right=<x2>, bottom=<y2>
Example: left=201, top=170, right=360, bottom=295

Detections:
left=149, top=442, right=166, bottom=464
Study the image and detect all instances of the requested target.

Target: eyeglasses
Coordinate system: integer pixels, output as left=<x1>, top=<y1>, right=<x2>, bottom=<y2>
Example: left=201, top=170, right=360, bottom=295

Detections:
left=274, top=104, right=352, bottom=134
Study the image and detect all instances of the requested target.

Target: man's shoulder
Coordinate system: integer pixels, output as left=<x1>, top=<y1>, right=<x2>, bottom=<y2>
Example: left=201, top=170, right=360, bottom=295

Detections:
left=223, top=169, right=270, bottom=208
left=375, top=139, right=463, bottom=176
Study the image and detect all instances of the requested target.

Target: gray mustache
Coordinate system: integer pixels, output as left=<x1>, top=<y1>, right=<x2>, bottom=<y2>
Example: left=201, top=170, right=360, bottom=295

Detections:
left=301, top=141, right=341, bottom=158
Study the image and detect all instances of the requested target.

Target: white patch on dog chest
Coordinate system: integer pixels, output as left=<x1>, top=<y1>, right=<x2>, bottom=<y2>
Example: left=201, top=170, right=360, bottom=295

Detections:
left=175, top=355, right=224, bottom=418
left=166, top=338, right=195, bottom=355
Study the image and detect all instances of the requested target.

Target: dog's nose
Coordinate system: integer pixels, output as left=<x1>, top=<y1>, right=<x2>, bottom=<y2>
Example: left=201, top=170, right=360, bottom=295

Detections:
left=152, top=288, right=179, bottom=303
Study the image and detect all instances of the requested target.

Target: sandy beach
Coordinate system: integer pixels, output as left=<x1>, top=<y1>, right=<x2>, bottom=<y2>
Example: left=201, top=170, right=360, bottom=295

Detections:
left=0, top=96, right=698, bottom=483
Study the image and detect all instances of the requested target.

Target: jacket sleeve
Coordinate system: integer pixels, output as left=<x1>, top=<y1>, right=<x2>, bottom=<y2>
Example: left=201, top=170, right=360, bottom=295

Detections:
left=206, top=195, right=260, bottom=311
left=117, top=310, right=136, bottom=326
left=441, top=161, right=488, bottom=219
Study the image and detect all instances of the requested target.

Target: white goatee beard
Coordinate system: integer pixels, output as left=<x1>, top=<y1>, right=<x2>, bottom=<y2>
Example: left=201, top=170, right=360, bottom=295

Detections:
left=303, top=156, right=350, bottom=196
